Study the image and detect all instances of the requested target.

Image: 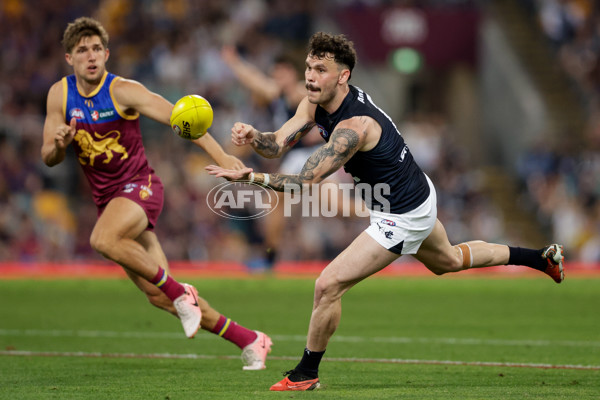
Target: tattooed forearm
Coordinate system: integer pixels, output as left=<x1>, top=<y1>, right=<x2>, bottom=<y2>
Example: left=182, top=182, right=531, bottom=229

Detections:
left=264, top=127, right=361, bottom=191
left=267, top=173, right=304, bottom=192
left=252, top=131, right=281, bottom=158
left=283, top=122, right=316, bottom=148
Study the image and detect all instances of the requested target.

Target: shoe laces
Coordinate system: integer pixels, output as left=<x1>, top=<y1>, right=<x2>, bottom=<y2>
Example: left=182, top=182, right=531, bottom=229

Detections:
left=543, top=245, right=561, bottom=264
left=282, top=369, right=316, bottom=381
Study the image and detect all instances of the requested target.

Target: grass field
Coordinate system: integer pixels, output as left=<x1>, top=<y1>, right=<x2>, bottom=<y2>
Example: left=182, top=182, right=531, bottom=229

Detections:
left=1, top=275, right=599, bottom=399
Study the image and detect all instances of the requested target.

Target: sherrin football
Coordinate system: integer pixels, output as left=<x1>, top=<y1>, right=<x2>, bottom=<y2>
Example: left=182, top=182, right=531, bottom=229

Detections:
left=170, top=95, right=213, bottom=140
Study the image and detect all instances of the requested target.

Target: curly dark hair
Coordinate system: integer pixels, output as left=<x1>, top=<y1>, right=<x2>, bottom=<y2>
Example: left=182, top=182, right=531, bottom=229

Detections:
left=308, top=32, right=357, bottom=79
left=62, top=17, right=109, bottom=54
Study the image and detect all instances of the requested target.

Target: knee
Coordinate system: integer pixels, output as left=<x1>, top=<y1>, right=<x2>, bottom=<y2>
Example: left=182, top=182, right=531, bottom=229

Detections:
left=89, top=230, right=112, bottom=257
left=314, top=275, right=343, bottom=304
left=427, top=249, right=463, bottom=275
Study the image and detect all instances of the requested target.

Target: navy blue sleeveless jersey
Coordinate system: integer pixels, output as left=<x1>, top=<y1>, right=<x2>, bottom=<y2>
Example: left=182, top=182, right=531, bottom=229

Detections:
left=314, top=85, right=430, bottom=214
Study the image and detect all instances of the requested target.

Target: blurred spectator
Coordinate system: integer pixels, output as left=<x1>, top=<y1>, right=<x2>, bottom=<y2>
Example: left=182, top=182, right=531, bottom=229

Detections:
left=513, top=1, right=600, bottom=263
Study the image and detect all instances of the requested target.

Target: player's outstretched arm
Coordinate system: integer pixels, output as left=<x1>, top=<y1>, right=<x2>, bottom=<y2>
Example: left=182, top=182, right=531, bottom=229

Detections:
left=211, top=116, right=367, bottom=191
left=231, top=97, right=317, bottom=159
left=112, top=79, right=245, bottom=170
left=42, top=82, right=75, bottom=167
left=192, top=133, right=245, bottom=170
left=112, top=78, right=172, bottom=124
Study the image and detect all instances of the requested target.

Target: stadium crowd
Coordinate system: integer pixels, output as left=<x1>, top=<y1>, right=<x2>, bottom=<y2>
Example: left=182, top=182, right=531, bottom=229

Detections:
left=0, top=0, right=539, bottom=265
left=513, top=0, right=600, bottom=263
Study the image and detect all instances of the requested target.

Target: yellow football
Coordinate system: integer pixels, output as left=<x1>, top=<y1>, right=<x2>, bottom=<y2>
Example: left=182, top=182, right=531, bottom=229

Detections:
left=170, top=95, right=213, bottom=140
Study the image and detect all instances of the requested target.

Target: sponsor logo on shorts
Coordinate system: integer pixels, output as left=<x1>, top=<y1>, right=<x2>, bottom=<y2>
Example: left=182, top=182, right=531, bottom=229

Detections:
left=122, top=183, right=138, bottom=193
left=379, top=219, right=396, bottom=227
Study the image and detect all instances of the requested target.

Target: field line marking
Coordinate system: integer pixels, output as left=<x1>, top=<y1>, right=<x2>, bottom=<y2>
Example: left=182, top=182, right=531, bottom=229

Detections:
left=1, top=328, right=599, bottom=348
left=1, top=350, right=599, bottom=371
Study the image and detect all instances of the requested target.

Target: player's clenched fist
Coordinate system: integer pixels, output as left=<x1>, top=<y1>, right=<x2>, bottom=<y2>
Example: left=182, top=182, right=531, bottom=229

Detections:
left=55, top=117, right=76, bottom=150
left=231, top=122, right=256, bottom=146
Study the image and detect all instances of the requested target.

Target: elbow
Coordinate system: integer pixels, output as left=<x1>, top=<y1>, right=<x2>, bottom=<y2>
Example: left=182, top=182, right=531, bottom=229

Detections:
left=41, top=148, right=59, bottom=167
left=40, top=150, right=52, bottom=167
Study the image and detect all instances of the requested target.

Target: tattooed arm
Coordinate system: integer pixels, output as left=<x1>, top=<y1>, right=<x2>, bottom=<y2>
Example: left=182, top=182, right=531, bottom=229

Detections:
left=231, top=97, right=318, bottom=159
left=209, top=116, right=372, bottom=192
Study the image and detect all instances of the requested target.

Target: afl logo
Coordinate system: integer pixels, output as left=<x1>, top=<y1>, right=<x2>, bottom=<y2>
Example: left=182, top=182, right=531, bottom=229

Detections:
left=206, top=181, right=278, bottom=220
left=70, top=108, right=85, bottom=120
left=317, top=124, right=329, bottom=140
left=91, top=110, right=99, bottom=121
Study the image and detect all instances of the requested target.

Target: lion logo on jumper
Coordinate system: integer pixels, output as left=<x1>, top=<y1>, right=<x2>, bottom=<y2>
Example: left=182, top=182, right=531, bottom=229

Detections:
left=73, top=129, right=128, bottom=166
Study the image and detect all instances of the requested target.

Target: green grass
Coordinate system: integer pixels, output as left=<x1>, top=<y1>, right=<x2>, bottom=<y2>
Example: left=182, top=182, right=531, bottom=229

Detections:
left=0, top=276, right=599, bottom=399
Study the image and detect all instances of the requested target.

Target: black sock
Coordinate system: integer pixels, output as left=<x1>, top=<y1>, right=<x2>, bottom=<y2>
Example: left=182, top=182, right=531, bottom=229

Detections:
left=507, top=246, right=546, bottom=271
left=293, top=348, right=325, bottom=379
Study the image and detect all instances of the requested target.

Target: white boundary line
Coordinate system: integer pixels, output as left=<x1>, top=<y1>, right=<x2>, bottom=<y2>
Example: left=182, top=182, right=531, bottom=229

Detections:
left=1, top=350, right=599, bottom=371
left=1, top=329, right=599, bottom=348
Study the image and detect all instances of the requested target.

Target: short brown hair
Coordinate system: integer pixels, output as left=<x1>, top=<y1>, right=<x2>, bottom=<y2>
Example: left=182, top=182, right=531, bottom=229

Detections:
left=308, top=32, right=357, bottom=78
left=62, top=17, right=109, bottom=53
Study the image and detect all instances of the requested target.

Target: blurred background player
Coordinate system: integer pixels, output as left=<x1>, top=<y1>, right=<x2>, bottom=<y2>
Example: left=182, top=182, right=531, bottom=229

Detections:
left=207, top=31, right=565, bottom=390
left=221, top=44, right=318, bottom=269
left=41, top=16, right=271, bottom=370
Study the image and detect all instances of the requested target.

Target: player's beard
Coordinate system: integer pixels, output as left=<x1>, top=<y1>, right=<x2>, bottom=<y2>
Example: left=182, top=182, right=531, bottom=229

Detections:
left=306, top=83, right=336, bottom=106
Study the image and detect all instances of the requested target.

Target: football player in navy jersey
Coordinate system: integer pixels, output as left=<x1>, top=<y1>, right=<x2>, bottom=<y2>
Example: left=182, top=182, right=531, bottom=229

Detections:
left=207, top=32, right=564, bottom=390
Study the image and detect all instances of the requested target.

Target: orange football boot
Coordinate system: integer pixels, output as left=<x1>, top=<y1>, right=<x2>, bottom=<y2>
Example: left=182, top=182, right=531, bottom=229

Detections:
left=270, top=370, right=320, bottom=391
left=541, top=244, right=564, bottom=283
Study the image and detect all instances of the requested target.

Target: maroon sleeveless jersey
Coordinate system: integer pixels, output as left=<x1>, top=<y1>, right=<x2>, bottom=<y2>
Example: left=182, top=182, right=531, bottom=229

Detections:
left=63, top=71, right=154, bottom=206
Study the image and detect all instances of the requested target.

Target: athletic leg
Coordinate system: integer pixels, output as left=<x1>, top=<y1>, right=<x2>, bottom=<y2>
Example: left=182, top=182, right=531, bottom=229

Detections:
left=124, top=227, right=272, bottom=368
left=90, top=197, right=201, bottom=337
left=90, top=197, right=162, bottom=280
left=271, top=232, right=399, bottom=391
left=414, top=219, right=564, bottom=282
left=306, top=232, right=399, bottom=351
left=414, top=219, right=509, bottom=275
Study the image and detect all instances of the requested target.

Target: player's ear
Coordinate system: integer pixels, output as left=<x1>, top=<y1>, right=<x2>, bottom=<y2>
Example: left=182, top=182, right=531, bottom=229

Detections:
left=65, top=52, right=73, bottom=66
left=105, top=48, right=110, bottom=62
left=338, top=68, right=350, bottom=85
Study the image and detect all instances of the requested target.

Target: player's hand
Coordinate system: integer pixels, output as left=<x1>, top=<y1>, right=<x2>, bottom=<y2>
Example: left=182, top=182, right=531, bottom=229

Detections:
left=205, top=165, right=253, bottom=181
left=220, top=154, right=246, bottom=171
left=55, top=117, right=76, bottom=150
left=231, top=122, right=255, bottom=146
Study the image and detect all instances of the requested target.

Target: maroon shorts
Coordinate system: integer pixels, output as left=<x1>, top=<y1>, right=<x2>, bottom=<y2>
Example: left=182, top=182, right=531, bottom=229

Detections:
left=97, top=172, right=164, bottom=231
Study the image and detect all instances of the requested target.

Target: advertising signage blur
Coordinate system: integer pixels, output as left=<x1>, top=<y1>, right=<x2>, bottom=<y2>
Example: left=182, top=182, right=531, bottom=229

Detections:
left=336, top=5, right=480, bottom=69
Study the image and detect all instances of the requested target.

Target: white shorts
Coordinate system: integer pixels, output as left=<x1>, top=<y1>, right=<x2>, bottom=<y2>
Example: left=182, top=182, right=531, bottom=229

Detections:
left=365, top=174, right=437, bottom=255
